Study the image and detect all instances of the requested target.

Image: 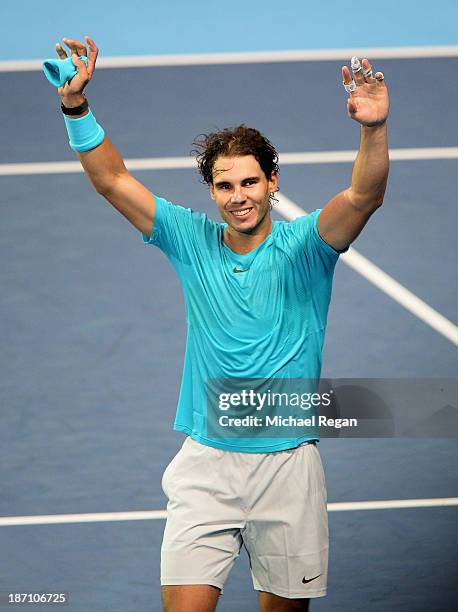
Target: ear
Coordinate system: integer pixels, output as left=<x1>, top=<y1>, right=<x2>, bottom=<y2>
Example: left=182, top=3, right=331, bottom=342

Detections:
left=209, top=183, right=216, bottom=201
left=268, top=171, right=279, bottom=193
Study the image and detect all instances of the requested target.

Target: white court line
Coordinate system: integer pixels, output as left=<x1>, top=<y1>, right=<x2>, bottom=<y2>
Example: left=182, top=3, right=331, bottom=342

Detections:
left=1, top=498, right=457, bottom=526
left=1, top=45, right=458, bottom=71
left=329, top=498, right=458, bottom=511
left=276, top=193, right=458, bottom=346
left=1, top=147, right=458, bottom=176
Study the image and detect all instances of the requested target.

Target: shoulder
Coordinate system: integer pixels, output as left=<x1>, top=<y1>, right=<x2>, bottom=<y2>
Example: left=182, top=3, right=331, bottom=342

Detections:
left=273, top=210, right=319, bottom=242
left=155, top=196, right=221, bottom=229
left=273, top=210, right=343, bottom=259
left=143, top=195, right=223, bottom=251
left=157, top=195, right=223, bottom=243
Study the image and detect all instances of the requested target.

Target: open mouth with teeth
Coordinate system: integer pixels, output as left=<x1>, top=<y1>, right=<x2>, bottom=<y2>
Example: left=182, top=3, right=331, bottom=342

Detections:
left=230, top=207, right=254, bottom=219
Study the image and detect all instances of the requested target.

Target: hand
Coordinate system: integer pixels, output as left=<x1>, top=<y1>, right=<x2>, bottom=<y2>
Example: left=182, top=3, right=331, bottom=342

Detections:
left=56, top=36, right=99, bottom=106
left=342, top=57, right=389, bottom=127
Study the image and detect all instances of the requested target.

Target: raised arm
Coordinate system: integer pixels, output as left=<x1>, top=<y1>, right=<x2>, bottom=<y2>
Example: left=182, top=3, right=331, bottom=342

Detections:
left=56, top=37, right=155, bottom=237
left=318, top=57, right=390, bottom=252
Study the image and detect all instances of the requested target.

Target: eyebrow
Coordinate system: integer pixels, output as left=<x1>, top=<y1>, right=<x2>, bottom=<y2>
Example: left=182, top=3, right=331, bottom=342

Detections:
left=213, top=176, right=260, bottom=187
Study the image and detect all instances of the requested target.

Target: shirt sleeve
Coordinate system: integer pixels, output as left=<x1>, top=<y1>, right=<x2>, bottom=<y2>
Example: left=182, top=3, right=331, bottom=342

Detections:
left=290, top=208, right=348, bottom=276
left=141, top=195, right=211, bottom=264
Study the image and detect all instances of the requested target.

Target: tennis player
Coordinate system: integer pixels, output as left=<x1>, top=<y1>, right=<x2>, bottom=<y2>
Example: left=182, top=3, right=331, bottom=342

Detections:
left=53, top=36, right=390, bottom=612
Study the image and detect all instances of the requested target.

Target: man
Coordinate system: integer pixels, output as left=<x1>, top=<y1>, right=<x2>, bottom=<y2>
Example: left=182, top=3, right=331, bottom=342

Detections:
left=53, top=36, right=389, bottom=612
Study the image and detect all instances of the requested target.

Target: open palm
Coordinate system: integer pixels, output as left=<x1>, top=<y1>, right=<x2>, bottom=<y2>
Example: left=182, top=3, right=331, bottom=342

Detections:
left=342, top=58, right=390, bottom=127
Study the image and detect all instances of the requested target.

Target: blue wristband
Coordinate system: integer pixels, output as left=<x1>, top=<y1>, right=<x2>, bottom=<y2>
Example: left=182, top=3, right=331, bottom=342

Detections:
left=64, top=109, right=105, bottom=152
left=43, top=56, right=89, bottom=87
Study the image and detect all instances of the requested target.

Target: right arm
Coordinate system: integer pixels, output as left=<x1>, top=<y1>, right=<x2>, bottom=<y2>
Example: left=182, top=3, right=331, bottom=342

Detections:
left=57, top=36, right=155, bottom=237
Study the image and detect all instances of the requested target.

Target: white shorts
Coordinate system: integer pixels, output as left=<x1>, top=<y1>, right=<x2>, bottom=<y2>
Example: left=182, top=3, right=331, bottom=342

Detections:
left=160, top=436, right=328, bottom=599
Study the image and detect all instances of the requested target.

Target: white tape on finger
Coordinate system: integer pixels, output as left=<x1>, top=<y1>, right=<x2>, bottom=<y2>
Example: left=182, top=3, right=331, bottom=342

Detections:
left=351, top=56, right=362, bottom=73
left=344, top=80, right=357, bottom=93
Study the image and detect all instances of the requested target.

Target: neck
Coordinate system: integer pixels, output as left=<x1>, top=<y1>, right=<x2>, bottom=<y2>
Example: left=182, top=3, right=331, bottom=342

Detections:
left=224, top=214, right=272, bottom=254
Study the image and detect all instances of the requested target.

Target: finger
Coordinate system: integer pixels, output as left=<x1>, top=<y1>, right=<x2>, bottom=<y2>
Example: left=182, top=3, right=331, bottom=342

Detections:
left=70, top=50, right=89, bottom=79
left=62, top=37, right=88, bottom=57
left=342, top=66, right=357, bottom=94
left=62, top=37, right=87, bottom=55
left=375, top=71, right=386, bottom=87
left=362, top=58, right=376, bottom=83
left=84, top=36, right=99, bottom=76
left=351, top=56, right=365, bottom=85
left=55, top=42, right=67, bottom=59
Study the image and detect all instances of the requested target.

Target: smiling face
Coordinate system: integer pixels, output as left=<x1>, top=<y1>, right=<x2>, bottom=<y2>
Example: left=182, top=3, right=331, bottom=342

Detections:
left=210, top=155, right=278, bottom=236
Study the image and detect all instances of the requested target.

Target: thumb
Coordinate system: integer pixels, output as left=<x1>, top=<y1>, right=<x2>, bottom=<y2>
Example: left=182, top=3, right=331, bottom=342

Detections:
left=347, top=97, right=358, bottom=114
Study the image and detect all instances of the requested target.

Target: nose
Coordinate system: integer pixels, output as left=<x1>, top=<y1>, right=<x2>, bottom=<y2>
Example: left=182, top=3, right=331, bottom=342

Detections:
left=231, top=186, right=246, bottom=204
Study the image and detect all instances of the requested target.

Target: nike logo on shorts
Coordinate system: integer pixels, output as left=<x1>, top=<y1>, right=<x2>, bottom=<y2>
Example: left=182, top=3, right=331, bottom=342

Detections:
left=302, top=574, right=321, bottom=584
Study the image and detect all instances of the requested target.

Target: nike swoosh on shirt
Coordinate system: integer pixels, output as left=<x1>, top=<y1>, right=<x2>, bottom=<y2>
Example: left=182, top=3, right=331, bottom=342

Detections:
left=233, top=267, right=249, bottom=273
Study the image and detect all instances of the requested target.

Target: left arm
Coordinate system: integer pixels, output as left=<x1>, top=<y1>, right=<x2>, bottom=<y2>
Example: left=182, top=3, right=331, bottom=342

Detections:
left=318, top=57, right=390, bottom=252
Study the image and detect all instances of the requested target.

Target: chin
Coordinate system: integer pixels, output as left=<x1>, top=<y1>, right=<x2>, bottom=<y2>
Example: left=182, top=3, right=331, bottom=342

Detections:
left=234, top=225, right=257, bottom=234
left=228, top=218, right=260, bottom=234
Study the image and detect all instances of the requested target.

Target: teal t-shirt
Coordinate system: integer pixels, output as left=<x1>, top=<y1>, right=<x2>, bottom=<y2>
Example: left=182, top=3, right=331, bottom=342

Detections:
left=143, top=196, right=341, bottom=452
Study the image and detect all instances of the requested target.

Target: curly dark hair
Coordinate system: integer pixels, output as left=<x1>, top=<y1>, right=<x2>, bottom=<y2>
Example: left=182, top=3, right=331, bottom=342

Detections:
left=191, top=125, right=280, bottom=206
